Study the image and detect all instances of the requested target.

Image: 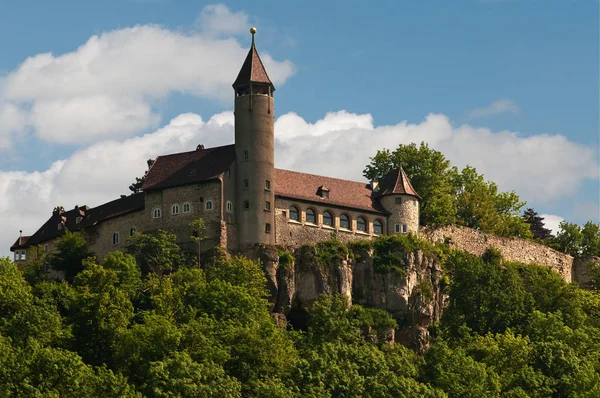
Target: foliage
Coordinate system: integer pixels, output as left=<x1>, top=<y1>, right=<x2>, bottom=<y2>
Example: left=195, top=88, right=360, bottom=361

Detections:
left=522, top=208, right=553, bottom=240
left=363, top=142, right=531, bottom=238
left=2, top=227, right=600, bottom=396
left=125, top=229, right=188, bottom=276
left=46, top=229, right=94, bottom=281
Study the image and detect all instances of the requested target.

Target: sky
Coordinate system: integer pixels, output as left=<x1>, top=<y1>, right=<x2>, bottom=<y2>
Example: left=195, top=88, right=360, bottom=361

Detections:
left=0, top=0, right=598, bottom=257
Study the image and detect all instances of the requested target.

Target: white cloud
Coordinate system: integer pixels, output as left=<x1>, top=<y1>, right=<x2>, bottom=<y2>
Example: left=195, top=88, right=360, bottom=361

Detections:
left=2, top=109, right=598, bottom=258
left=197, top=4, right=250, bottom=37
left=0, top=4, right=294, bottom=146
left=468, top=99, right=520, bottom=120
left=540, top=214, right=565, bottom=235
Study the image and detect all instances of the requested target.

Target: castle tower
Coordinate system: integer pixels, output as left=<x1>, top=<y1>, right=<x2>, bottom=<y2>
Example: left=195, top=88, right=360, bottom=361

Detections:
left=233, top=28, right=276, bottom=247
left=377, top=168, right=421, bottom=235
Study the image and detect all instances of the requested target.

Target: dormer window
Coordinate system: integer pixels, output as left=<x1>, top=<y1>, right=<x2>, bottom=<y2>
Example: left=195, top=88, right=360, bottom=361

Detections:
left=76, top=216, right=82, bottom=224
left=317, top=185, right=330, bottom=199
left=58, top=223, right=64, bottom=231
left=189, top=168, right=197, bottom=176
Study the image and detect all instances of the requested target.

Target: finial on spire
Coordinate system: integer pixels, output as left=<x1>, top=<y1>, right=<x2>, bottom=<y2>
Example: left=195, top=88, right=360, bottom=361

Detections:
left=250, top=27, right=256, bottom=46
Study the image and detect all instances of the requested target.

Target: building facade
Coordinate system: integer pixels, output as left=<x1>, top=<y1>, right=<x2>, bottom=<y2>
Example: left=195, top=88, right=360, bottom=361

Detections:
left=10, top=29, right=421, bottom=264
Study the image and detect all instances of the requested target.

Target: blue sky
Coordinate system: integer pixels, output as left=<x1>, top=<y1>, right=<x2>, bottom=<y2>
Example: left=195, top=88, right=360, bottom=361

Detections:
left=0, top=0, right=598, bottom=256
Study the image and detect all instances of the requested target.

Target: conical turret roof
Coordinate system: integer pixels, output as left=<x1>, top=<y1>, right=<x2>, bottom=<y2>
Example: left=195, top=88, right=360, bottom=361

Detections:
left=378, top=168, right=421, bottom=199
left=232, top=31, right=275, bottom=91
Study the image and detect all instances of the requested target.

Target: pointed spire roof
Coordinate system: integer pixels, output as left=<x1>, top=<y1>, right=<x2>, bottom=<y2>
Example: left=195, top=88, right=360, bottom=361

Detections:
left=378, top=168, right=421, bottom=199
left=232, top=27, right=275, bottom=91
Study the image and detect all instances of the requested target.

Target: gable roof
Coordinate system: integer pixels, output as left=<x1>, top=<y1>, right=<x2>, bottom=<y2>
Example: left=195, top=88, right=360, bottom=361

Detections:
left=274, top=169, right=386, bottom=214
left=13, top=194, right=144, bottom=250
left=142, top=145, right=236, bottom=191
left=232, top=42, right=275, bottom=91
left=10, top=235, right=30, bottom=251
left=378, top=168, right=421, bottom=199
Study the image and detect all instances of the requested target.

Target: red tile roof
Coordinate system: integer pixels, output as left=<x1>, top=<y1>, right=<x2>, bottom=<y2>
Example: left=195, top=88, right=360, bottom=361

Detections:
left=10, top=236, right=30, bottom=251
left=142, top=145, right=235, bottom=191
left=13, top=194, right=144, bottom=250
left=274, top=169, right=387, bottom=214
left=378, top=168, right=421, bottom=199
left=232, top=43, right=275, bottom=91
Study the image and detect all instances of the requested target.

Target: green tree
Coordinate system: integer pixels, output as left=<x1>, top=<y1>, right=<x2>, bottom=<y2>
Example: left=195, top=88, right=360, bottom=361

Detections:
left=363, top=142, right=457, bottom=226
left=581, top=221, right=600, bottom=256
left=189, top=218, right=207, bottom=268
left=523, top=208, right=553, bottom=240
left=554, top=221, right=584, bottom=256
left=47, top=229, right=94, bottom=280
left=125, top=230, right=188, bottom=276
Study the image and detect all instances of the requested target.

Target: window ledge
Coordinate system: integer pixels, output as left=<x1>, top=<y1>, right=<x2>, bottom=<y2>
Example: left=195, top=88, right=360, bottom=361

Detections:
left=322, top=225, right=336, bottom=230
left=356, top=231, right=369, bottom=235
left=288, top=219, right=301, bottom=224
left=304, top=223, right=319, bottom=228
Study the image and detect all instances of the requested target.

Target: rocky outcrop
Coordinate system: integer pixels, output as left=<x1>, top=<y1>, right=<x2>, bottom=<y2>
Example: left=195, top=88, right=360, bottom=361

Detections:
left=351, top=247, right=444, bottom=352
left=245, top=243, right=443, bottom=353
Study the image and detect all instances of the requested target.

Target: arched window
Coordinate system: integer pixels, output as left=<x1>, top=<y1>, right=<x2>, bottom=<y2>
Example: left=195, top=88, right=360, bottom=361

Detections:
left=112, top=232, right=120, bottom=245
left=226, top=201, right=233, bottom=213
left=172, top=204, right=179, bottom=215
left=205, top=200, right=213, bottom=210
left=153, top=208, right=161, bottom=218
left=340, top=214, right=350, bottom=229
left=373, top=219, right=383, bottom=235
left=323, top=211, right=333, bottom=226
left=289, top=206, right=299, bottom=221
left=183, top=203, right=191, bottom=213
left=306, top=208, right=316, bottom=224
left=130, top=227, right=137, bottom=237
left=357, top=217, right=367, bottom=232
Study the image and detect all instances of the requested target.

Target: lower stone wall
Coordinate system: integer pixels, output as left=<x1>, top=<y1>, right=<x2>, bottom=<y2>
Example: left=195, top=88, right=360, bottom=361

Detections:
left=423, top=225, right=574, bottom=282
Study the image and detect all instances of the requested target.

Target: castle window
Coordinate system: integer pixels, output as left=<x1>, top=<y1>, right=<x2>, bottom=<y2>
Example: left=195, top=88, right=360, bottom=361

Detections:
left=357, top=217, right=367, bottom=232
left=395, top=224, right=401, bottom=233
left=20, top=250, right=26, bottom=261
left=340, top=214, right=350, bottom=229
left=205, top=201, right=213, bottom=210
left=244, top=201, right=250, bottom=210
left=44, top=244, right=49, bottom=252
left=58, top=223, right=64, bottom=231
left=183, top=203, right=191, bottom=213
left=172, top=204, right=180, bottom=215
left=226, top=201, right=233, bottom=213
left=395, top=197, right=402, bottom=205
left=76, top=216, right=82, bottom=224
left=265, top=201, right=271, bottom=211
left=414, top=200, right=417, bottom=207
left=322, top=191, right=329, bottom=199
left=265, top=180, right=271, bottom=190
left=244, top=179, right=249, bottom=189
left=243, top=150, right=249, bottom=161
left=402, top=224, right=408, bottom=233
left=112, top=232, right=120, bottom=245
left=14, top=252, right=18, bottom=261
left=305, top=208, right=316, bottom=224
left=265, top=223, right=271, bottom=234
left=374, top=220, right=383, bottom=235
left=289, top=206, right=299, bottom=221
left=130, top=227, right=137, bottom=237
left=153, top=208, right=161, bottom=218
left=323, top=211, right=333, bottom=226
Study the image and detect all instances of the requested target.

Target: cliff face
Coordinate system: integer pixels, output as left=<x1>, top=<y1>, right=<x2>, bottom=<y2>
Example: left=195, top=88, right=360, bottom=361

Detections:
left=248, top=243, right=444, bottom=352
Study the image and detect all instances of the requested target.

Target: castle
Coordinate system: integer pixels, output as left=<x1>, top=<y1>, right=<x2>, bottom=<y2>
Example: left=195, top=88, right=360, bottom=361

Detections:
left=10, top=29, right=420, bottom=264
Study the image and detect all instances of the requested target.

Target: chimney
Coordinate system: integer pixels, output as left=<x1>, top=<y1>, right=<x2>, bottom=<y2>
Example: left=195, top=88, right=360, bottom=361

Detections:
left=371, top=178, right=379, bottom=192
left=196, top=144, right=205, bottom=151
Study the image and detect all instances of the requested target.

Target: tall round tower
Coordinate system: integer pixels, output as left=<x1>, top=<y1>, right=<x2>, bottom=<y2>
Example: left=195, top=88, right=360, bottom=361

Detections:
left=233, top=28, right=276, bottom=247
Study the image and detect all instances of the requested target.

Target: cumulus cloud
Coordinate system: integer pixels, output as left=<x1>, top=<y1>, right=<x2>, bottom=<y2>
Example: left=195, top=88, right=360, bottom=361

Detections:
left=468, top=99, right=520, bottom=120
left=0, top=4, right=294, bottom=146
left=1, top=109, right=598, bottom=258
left=540, top=214, right=565, bottom=235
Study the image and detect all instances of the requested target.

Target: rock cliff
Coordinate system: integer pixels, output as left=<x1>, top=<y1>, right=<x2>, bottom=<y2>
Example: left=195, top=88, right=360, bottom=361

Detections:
left=246, top=239, right=445, bottom=352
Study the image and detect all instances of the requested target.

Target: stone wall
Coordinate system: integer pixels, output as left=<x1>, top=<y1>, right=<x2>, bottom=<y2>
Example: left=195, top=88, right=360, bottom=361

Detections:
left=423, top=225, right=574, bottom=282
left=274, top=197, right=385, bottom=246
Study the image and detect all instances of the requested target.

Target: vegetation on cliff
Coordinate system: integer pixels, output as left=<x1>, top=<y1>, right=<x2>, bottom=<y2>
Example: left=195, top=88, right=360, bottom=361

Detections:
left=2, top=231, right=600, bottom=397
